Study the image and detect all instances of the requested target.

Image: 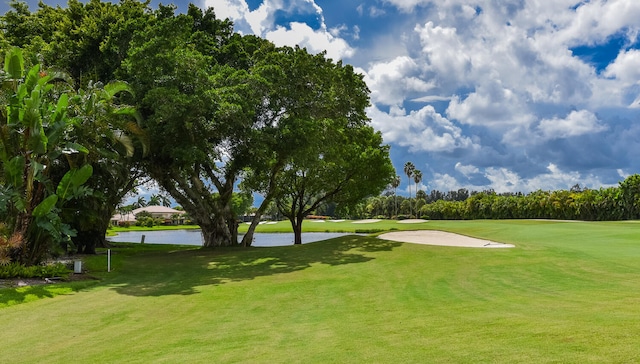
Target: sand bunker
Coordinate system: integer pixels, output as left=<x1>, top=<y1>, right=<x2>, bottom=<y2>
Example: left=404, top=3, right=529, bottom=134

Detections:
left=378, top=230, right=514, bottom=248
left=397, top=219, right=429, bottom=224
left=352, top=219, right=382, bottom=224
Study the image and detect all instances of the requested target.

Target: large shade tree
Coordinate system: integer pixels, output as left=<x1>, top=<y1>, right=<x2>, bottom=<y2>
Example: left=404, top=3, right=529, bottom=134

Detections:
left=241, top=46, right=395, bottom=245
left=273, top=124, right=394, bottom=244
left=123, top=5, right=266, bottom=247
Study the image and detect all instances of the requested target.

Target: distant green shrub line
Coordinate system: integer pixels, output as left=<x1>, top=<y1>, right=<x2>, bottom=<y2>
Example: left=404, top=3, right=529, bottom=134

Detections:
left=420, top=175, right=640, bottom=221
left=354, top=228, right=386, bottom=234
left=0, top=262, right=70, bottom=279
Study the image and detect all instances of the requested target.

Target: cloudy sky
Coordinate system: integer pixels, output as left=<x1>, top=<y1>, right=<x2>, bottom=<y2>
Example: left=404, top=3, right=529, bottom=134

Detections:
left=202, top=0, right=640, bottom=195
left=5, top=0, right=640, bottom=196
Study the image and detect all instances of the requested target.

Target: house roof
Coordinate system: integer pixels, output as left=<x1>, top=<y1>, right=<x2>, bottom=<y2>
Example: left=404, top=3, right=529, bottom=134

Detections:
left=111, top=212, right=137, bottom=222
left=132, top=206, right=185, bottom=215
left=111, top=206, right=186, bottom=222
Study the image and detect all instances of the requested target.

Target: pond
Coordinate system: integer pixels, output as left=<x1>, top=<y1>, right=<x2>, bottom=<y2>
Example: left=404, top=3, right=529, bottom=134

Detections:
left=107, top=230, right=354, bottom=247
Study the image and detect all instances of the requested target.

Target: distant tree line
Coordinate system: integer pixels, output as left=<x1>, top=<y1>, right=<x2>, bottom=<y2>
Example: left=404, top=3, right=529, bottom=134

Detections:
left=357, top=175, right=640, bottom=221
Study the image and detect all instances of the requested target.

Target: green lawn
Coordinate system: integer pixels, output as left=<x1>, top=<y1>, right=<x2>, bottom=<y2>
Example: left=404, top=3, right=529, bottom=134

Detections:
left=2, top=220, right=640, bottom=363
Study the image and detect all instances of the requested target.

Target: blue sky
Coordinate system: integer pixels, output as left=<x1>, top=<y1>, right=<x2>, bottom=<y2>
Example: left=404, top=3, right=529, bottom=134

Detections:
left=203, top=0, right=640, bottom=195
left=5, top=0, right=640, bottom=198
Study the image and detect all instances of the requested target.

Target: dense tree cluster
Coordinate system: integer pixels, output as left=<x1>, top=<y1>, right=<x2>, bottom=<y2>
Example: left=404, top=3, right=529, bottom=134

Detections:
left=0, top=0, right=394, bottom=264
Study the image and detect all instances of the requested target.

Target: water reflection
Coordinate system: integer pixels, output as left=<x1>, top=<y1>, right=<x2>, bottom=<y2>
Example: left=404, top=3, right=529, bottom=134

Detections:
left=107, top=230, right=353, bottom=247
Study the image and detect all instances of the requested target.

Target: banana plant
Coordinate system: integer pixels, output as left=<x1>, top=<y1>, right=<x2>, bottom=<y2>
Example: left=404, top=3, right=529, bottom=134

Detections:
left=0, top=47, right=93, bottom=265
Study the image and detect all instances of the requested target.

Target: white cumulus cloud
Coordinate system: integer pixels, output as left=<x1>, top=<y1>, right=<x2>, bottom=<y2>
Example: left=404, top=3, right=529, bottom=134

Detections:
left=369, top=104, right=477, bottom=153
left=265, top=22, right=354, bottom=60
left=537, top=110, right=607, bottom=140
left=363, top=56, right=434, bottom=106
left=205, top=0, right=354, bottom=60
left=454, top=163, right=480, bottom=177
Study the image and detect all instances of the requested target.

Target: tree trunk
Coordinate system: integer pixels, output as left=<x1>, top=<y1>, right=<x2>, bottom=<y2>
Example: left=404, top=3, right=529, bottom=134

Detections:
left=228, top=218, right=239, bottom=246
left=242, top=215, right=260, bottom=247
left=292, top=216, right=303, bottom=245
left=72, top=205, right=113, bottom=254
left=13, top=212, right=33, bottom=265
left=201, top=215, right=233, bottom=247
left=74, top=229, right=104, bottom=255
left=241, top=195, right=274, bottom=247
left=74, top=217, right=112, bottom=255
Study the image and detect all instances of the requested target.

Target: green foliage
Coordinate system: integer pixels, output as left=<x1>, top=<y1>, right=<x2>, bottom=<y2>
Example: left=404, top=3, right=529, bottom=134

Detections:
left=0, top=262, right=70, bottom=279
left=360, top=175, right=640, bottom=222
left=354, top=228, right=385, bottom=234
left=238, top=46, right=395, bottom=244
left=135, top=210, right=152, bottom=219
left=133, top=211, right=163, bottom=227
left=416, top=174, right=640, bottom=221
left=122, top=7, right=246, bottom=247
left=231, top=191, right=253, bottom=216
left=0, top=47, right=95, bottom=265
left=1, top=0, right=150, bottom=256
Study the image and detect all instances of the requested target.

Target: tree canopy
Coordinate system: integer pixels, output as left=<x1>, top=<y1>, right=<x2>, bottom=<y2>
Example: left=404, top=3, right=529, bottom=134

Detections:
left=1, top=0, right=395, bottom=256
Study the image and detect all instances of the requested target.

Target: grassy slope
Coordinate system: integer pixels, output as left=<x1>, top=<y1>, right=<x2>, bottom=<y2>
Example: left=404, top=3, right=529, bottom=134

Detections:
left=2, top=220, right=640, bottom=363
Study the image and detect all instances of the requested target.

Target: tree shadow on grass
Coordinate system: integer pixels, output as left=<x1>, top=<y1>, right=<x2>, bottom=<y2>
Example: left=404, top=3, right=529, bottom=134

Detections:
left=0, top=279, right=97, bottom=308
left=109, top=235, right=401, bottom=297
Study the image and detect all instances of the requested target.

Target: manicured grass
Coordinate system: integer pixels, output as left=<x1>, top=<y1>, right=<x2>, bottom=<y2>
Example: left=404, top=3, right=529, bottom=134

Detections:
left=2, top=220, right=640, bottom=362
left=109, top=224, right=201, bottom=235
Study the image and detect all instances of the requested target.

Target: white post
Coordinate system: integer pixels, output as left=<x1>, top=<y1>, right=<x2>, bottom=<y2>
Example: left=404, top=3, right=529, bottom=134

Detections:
left=108, top=249, right=111, bottom=272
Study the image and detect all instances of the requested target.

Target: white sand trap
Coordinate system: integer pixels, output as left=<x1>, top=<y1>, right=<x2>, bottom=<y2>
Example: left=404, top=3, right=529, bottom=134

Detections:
left=378, top=230, right=515, bottom=248
left=309, top=220, right=326, bottom=223
left=352, top=219, right=382, bottom=224
left=398, top=219, right=428, bottom=224
left=329, top=219, right=346, bottom=222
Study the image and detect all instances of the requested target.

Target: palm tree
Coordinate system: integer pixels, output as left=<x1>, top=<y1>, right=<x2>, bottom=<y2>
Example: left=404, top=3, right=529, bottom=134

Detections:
left=159, top=194, right=172, bottom=207
left=413, top=170, right=423, bottom=217
left=391, top=175, right=401, bottom=218
left=134, top=196, right=147, bottom=209
left=148, top=194, right=161, bottom=206
left=404, top=162, right=415, bottom=216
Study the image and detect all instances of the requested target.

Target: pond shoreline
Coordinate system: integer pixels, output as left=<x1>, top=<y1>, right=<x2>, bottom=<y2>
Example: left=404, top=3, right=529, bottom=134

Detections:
left=107, top=229, right=358, bottom=247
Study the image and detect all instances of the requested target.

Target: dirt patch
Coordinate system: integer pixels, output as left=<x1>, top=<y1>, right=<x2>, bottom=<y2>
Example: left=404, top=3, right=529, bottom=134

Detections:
left=0, top=273, right=96, bottom=288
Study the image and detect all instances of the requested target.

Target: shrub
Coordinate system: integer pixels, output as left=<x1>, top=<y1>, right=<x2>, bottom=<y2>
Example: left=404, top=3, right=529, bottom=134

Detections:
left=0, top=262, right=71, bottom=279
left=355, top=229, right=385, bottom=234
